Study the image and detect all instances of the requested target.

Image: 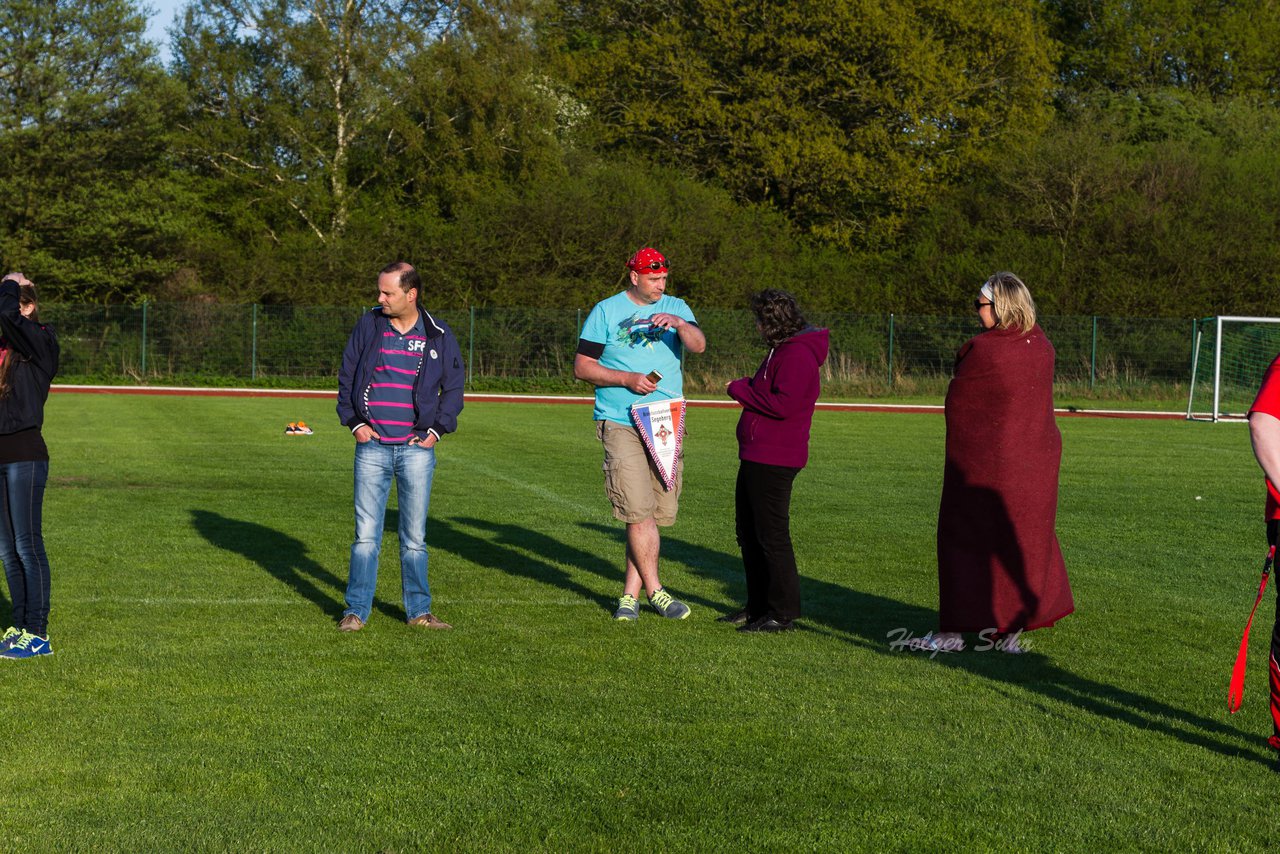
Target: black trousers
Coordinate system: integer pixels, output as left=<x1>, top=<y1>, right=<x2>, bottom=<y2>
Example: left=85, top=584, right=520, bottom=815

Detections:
left=735, top=459, right=802, bottom=621
left=1265, top=521, right=1280, bottom=748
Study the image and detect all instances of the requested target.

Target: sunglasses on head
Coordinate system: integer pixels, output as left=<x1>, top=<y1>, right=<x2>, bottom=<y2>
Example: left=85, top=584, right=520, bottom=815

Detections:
left=636, top=261, right=668, bottom=272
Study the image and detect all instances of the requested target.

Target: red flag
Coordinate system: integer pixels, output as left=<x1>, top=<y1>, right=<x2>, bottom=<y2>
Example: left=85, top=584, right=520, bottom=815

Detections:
left=1228, top=545, right=1275, bottom=713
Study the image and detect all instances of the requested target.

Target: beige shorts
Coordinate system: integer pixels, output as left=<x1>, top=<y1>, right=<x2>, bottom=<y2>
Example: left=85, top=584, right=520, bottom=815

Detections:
left=596, top=419, right=684, bottom=526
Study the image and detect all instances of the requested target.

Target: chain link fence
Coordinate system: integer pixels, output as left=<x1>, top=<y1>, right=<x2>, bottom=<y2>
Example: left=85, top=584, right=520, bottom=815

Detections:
left=42, top=303, right=1198, bottom=397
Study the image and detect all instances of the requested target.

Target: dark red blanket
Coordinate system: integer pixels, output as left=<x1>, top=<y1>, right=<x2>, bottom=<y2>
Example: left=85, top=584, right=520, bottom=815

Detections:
left=937, top=324, right=1074, bottom=633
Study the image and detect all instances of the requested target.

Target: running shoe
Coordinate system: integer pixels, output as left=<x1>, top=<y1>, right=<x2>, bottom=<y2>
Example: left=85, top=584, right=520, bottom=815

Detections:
left=648, top=588, right=690, bottom=620
left=1, top=631, right=52, bottom=659
left=613, top=594, right=640, bottom=621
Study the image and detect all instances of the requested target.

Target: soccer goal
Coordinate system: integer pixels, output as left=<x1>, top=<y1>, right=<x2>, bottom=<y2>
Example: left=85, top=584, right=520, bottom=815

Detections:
left=1187, top=316, right=1280, bottom=421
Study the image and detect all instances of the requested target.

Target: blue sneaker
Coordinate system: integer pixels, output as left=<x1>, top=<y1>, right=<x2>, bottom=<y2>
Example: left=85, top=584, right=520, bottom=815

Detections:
left=648, top=588, right=690, bottom=620
left=0, top=626, right=20, bottom=651
left=1, top=631, right=52, bottom=660
left=613, top=594, right=640, bottom=621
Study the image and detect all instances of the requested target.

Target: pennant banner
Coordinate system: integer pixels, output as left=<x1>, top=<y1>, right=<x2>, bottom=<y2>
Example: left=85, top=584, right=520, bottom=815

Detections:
left=1229, top=544, right=1275, bottom=714
left=630, top=397, right=686, bottom=491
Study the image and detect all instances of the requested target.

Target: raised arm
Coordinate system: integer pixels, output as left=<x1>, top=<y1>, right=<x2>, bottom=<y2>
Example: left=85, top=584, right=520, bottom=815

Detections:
left=648, top=312, right=706, bottom=354
left=0, top=276, right=58, bottom=373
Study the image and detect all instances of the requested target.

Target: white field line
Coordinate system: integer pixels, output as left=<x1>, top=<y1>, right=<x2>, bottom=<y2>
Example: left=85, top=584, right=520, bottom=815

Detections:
left=449, top=455, right=600, bottom=515
left=61, top=596, right=598, bottom=607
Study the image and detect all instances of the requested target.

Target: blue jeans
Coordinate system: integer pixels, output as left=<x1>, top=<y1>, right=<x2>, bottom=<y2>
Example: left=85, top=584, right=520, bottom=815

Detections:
left=0, top=460, right=51, bottom=636
left=345, top=441, right=436, bottom=623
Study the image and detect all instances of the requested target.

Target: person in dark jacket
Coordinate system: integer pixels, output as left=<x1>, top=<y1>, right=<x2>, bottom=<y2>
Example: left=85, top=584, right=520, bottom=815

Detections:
left=723, top=290, right=829, bottom=632
left=335, top=261, right=464, bottom=632
left=0, top=272, right=59, bottom=659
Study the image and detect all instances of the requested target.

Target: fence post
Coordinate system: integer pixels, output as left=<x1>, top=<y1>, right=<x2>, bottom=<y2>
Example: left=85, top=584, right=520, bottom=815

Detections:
left=1090, top=316, right=1097, bottom=391
left=887, top=313, right=895, bottom=388
left=1188, top=317, right=1198, bottom=379
left=140, top=301, right=148, bottom=377
left=251, top=304, right=259, bottom=380
left=468, top=305, right=475, bottom=387
left=1186, top=318, right=1201, bottom=420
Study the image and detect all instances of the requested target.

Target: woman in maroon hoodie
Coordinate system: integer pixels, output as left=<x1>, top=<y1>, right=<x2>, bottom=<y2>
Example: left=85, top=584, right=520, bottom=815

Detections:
left=723, top=290, right=829, bottom=632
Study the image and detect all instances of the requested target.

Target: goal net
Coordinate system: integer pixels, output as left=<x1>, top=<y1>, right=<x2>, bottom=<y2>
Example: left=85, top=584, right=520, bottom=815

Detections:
left=1187, top=316, right=1280, bottom=421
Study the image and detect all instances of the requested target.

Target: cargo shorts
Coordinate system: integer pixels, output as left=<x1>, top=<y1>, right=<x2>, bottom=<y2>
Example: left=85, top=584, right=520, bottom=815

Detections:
left=596, top=419, right=684, bottom=526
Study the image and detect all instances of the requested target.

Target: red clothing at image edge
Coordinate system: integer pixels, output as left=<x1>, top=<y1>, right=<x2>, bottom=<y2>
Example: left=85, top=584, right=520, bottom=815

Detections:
left=1248, top=353, right=1280, bottom=519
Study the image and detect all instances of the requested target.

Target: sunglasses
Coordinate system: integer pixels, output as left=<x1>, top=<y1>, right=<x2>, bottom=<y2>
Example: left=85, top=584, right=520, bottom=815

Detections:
left=636, top=261, right=668, bottom=272
left=973, top=300, right=993, bottom=310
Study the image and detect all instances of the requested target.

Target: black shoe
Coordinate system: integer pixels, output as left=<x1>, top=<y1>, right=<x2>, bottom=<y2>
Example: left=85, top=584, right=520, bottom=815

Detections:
left=738, top=616, right=796, bottom=633
left=716, top=608, right=752, bottom=625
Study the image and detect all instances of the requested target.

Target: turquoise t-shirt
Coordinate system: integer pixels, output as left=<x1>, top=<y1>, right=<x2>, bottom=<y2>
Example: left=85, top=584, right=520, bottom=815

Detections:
left=580, top=290, right=698, bottom=424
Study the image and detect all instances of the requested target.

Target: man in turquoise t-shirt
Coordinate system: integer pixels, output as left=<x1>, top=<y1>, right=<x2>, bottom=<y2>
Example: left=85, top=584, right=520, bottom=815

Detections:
left=574, top=247, right=707, bottom=621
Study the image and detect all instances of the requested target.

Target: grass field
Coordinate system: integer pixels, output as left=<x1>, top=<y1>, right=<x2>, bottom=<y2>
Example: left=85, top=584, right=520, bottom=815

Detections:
left=1, top=393, right=1274, bottom=850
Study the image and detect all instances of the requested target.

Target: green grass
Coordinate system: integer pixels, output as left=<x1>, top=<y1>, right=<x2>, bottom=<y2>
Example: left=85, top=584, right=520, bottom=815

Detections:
left=0, top=394, right=1272, bottom=849
left=53, top=374, right=1196, bottom=412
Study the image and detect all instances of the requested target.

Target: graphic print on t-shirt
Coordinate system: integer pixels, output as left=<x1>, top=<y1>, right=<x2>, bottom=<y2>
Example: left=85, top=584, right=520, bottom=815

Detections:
left=616, top=315, right=667, bottom=348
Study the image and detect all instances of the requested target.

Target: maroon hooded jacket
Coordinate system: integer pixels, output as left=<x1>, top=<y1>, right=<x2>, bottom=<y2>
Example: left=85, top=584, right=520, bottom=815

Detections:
left=727, top=327, right=830, bottom=469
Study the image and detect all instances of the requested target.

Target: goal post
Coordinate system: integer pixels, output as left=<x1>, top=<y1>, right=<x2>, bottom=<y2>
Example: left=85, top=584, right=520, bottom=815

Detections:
left=1187, top=316, right=1280, bottom=421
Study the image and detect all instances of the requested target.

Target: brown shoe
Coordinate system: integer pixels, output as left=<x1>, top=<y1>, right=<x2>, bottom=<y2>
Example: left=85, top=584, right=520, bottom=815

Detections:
left=338, top=614, right=364, bottom=632
left=407, top=613, right=452, bottom=629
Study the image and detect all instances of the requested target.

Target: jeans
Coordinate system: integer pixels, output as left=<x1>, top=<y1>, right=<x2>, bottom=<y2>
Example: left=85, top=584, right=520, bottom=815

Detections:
left=735, top=459, right=802, bottom=621
left=0, top=460, right=51, bottom=637
left=345, top=441, right=436, bottom=623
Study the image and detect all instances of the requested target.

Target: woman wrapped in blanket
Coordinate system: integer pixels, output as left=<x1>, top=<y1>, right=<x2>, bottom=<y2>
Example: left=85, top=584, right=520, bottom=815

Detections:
left=931, top=272, right=1074, bottom=654
left=0, top=272, right=59, bottom=659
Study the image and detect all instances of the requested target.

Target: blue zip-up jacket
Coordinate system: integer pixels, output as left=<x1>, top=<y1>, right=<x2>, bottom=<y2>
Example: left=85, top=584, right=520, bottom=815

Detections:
left=337, top=305, right=464, bottom=439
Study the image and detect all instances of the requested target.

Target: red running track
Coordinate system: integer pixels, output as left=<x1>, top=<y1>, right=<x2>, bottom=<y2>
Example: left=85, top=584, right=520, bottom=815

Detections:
left=51, top=385, right=1187, bottom=420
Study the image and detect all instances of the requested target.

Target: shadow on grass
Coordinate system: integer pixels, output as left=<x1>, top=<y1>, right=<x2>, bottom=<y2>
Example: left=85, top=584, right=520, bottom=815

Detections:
left=190, top=509, right=403, bottom=623
left=415, top=512, right=1272, bottom=768
left=657, top=530, right=1276, bottom=770
left=429, top=516, right=621, bottom=613
left=427, top=517, right=731, bottom=614
left=568, top=520, right=741, bottom=612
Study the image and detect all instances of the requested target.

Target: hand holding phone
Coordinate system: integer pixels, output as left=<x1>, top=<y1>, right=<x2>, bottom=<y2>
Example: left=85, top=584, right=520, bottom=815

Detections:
left=645, top=370, right=663, bottom=384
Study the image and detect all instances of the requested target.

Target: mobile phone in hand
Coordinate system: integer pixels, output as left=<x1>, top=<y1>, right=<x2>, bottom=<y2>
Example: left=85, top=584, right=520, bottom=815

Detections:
left=646, top=370, right=662, bottom=384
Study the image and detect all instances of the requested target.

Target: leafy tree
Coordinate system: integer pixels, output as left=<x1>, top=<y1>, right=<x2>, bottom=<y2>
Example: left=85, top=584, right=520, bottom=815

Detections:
left=1045, top=0, right=1280, bottom=98
left=170, top=0, right=566, bottom=303
left=431, top=153, right=873, bottom=311
left=172, top=0, right=463, bottom=245
left=884, top=93, right=1280, bottom=317
left=545, top=0, right=1056, bottom=248
left=0, top=0, right=187, bottom=301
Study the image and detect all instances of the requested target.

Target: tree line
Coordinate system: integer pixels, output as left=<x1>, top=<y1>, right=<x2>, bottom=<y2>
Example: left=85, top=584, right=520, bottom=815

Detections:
left=3, top=0, right=1279, bottom=317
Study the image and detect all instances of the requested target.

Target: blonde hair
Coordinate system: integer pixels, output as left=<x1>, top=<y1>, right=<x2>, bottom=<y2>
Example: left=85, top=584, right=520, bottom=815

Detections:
left=985, top=271, right=1036, bottom=334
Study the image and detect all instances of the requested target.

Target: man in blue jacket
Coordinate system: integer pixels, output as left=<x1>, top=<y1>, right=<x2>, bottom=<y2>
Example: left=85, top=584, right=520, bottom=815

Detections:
left=336, top=261, right=464, bottom=632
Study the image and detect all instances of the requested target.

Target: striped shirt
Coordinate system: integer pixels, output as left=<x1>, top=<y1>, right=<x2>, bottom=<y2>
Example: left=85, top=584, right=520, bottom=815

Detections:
left=362, top=315, right=426, bottom=444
